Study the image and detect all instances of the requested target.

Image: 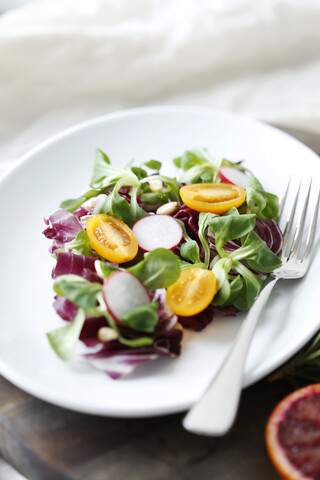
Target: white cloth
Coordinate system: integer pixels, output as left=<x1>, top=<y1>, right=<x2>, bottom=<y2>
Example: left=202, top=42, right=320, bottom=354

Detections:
left=1, top=0, right=320, bottom=166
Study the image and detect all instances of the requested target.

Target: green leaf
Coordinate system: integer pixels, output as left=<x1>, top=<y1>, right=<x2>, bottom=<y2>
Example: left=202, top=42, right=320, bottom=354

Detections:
left=139, top=192, right=168, bottom=207
left=180, top=240, right=201, bottom=264
left=118, top=336, right=154, bottom=347
left=129, top=248, right=181, bottom=289
left=180, top=149, right=206, bottom=170
left=214, top=274, right=244, bottom=307
left=96, top=148, right=111, bottom=164
left=211, top=257, right=233, bottom=305
left=129, top=186, right=148, bottom=225
left=262, top=192, right=279, bottom=220
left=174, top=148, right=252, bottom=184
left=207, top=210, right=256, bottom=254
left=176, top=219, right=201, bottom=264
left=178, top=259, right=207, bottom=271
left=59, top=189, right=101, bottom=213
left=90, top=148, right=140, bottom=190
left=65, top=230, right=94, bottom=256
left=246, top=177, right=279, bottom=220
left=232, top=262, right=263, bottom=311
left=95, top=190, right=132, bottom=224
left=173, top=156, right=181, bottom=168
left=144, top=160, right=162, bottom=171
left=95, top=184, right=147, bottom=227
left=47, top=309, right=85, bottom=361
left=54, top=275, right=102, bottom=314
left=225, top=275, right=244, bottom=306
left=91, top=148, right=113, bottom=187
left=230, top=231, right=282, bottom=273
left=140, top=175, right=181, bottom=203
left=198, top=212, right=218, bottom=267
left=103, top=311, right=154, bottom=347
left=131, top=167, right=148, bottom=180
left=96, top=261, right=119, bottom=278
left=121, top=302, right=159, bottom=333
left=178, top=148, right=222, bottom=184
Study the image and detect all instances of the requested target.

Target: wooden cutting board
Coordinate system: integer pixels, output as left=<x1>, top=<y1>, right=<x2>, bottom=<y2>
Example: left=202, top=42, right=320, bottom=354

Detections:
left=0, top=126, right=318, bottom=480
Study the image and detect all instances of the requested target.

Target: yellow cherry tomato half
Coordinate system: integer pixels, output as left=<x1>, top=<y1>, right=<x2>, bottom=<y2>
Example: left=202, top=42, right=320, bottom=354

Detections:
left=166, top=267, right=216, bottom=317
left=86, top=214, right=138, bottom=263
left=180, top=183, right=246, bottom=214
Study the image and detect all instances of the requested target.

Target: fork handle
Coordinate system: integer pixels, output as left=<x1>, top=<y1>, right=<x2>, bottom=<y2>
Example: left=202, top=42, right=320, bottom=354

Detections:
left=183, top=277, right=278, bottom=436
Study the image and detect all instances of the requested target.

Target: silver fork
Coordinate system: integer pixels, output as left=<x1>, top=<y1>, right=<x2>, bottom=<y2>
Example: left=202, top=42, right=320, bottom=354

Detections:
left=183, top=179, right=320, bottom=436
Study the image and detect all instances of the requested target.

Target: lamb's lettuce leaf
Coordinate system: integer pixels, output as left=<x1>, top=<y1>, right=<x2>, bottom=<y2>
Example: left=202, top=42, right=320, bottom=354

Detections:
left=54, top=274, right=102, bottom=316
left=120, top=302, right=159, bottom=333
left=128, top=248, right=180, bottom=289
left=140, top=175, right=180, bottom=203
left=229, top=231, right=282, bottom=273
left=65, top=230, right=94, bottom=256
left=47, top=309, right=86, bottom=361
left=143, top=160, right=162, bottom=171
left=209, top=207, right=281, bottom=310
left=246, top=177, right=279, bottom=220
left=176, top=219, right=201, bottom=264
left=174, top=148, right=249, bottom=184
left=198, top=212, right=218, bottom=267
left=90, top=148, right=140, bottom=190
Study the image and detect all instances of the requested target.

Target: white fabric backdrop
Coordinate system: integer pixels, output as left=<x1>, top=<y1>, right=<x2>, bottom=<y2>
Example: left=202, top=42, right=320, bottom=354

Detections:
left=0, top=0, right=320, bottom=171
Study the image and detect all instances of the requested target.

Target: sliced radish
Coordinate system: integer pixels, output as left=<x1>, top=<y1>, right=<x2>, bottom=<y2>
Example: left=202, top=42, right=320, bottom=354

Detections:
left=132, top=214, right=183, bottom=251
left=219, top=166, right=250, bottom=189
left=103, top=271, right=150, bottom=322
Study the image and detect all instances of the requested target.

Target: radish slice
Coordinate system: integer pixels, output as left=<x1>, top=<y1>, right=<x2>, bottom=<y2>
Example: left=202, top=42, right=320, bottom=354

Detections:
left=219, top=166, right=250, bottom=189
left=103, top=271, right=150, bottom=322
left=132, top=214, right=183, bottom=251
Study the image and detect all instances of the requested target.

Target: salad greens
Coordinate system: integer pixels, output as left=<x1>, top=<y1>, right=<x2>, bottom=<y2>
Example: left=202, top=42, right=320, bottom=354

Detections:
left=245, top=177, right=279, bottom=220
left=65, top=230, right=94, bottom=256
left=174, top=147, right=249, bottom=184
left=128, top=248, right=181, bottom=289
left=47, top=309, right=86, bottom=361
left=44, top=146, right=283, bottom=379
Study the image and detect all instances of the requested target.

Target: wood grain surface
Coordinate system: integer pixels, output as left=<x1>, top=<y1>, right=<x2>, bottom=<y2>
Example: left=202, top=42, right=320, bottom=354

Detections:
left=0, top=125, right=318, bottom=480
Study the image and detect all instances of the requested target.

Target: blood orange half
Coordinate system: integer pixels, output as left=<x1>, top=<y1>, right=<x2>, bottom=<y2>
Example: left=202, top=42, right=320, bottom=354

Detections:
left=265, top=384, right=320, bottom=480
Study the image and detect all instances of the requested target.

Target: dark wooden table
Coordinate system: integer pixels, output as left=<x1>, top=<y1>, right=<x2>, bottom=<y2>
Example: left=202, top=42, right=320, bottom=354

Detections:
left=0, top=126, right=319, bottom=480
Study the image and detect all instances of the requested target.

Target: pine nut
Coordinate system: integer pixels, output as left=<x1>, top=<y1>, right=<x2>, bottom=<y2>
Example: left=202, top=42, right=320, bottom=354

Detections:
left=97, top=327, right=119, bottom=342
left=156, top=201, right=179, bottom=215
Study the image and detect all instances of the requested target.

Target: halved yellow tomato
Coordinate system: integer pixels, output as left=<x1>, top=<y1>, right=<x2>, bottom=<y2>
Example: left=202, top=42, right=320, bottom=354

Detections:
left=86, top=214, right=138, bottom=263
left=180, top=183, right=246, bottom=214
left=166, top=267, right=216, bottom=316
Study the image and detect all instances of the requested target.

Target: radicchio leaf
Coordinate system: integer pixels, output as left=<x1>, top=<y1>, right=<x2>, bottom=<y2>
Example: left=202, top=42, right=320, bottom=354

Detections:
left=43, top=209, right=82, bottom=252
left=84, top=327, right=183, bottom=379
left=52, top=252, right=101, bottom=283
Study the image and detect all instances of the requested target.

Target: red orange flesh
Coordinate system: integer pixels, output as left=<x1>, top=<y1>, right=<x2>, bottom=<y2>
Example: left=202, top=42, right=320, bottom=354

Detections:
left=265, top=384, right=320, bottom=480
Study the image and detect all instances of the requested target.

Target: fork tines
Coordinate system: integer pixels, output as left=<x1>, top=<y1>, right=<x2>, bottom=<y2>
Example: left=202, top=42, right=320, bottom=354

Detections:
left=279, top=178, right=320, bottom=263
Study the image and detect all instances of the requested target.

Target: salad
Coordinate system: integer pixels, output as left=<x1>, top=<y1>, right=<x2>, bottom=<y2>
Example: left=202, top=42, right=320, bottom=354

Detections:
left=43, top=147, right=283, bottom=379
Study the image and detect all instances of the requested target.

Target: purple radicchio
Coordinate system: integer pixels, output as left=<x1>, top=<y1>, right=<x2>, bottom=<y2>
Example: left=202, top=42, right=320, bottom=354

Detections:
left=84, top=328, right=183, bottom=380
left=178, top=304, right=238, bottom=332
left=43, top=208, right=82, bottom=253
left=53, top=296, right=105, bottom=347
left=52, top=251, right=102, bottom=283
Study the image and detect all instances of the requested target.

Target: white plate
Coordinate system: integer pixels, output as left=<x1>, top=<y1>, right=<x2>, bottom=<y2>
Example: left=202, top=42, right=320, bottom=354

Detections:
left=0, top=106, right=319, bottom=417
